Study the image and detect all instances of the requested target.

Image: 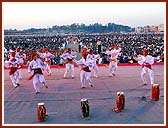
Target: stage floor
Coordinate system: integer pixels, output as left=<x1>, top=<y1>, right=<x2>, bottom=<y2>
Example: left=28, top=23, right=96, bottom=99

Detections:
left=3, top=64, right=165, bottom=125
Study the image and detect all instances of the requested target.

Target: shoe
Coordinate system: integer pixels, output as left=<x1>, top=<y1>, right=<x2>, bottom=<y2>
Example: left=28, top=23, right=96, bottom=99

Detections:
left=14, top=85, right=18, bottom=88
left=72, top=77, right=75, bottom=79
left=109, top=74, right=112, bottom=77
left=81, top=87, right=85, bottom=89
left=36, top=91, right=40, bottom=94
left=141, top=96, right=146, bottom=100
left=14, top=83, right=20, bottom=88
left=112, top=73, right=116, bottom=76
left=90, top=85, right=93, bottom=87
left=143, top=83, right=147, bottom=86
left=16, top=83, right=20, bottom=86
left=45, top=85, right=48, bottom=88
left=94, top=74, right=98, bottom=78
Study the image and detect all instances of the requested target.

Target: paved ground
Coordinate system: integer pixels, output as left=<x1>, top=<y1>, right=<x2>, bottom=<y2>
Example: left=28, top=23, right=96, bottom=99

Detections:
left=3, top=64, right=165, bottom=125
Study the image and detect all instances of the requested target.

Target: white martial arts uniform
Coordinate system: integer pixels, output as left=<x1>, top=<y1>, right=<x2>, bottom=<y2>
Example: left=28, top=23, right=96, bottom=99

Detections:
left=87, top=53, right=100, bottom=77
left=75, top=57, right=94, bottom=88
left=28, top=58, right=48, bottom=93
left=4, top=57, right=21, bottom=88
left=15, top=52, right=26, bottom=79
left=106, top=48, right=121, bottom=76
left=60, top=51, right=77, bottom=78
left=136, top=55, right=155, bottom=85
left=37, top=51, right=55, bottom=75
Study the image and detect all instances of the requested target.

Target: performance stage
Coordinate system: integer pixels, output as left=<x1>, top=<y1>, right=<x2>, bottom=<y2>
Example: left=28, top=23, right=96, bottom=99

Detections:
left=3, top=63, right=165, bottom=125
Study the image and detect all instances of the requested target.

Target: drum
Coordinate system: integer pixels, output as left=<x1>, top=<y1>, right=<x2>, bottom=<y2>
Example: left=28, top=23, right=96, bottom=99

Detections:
left=116, top=92, right=125, bottom=112
left=37, top=103, right=47, bottom=122
left=152, top=84, right=160, bottom=101
left=120, top=92, right=125, bottom=110
left=81, top=98, right=89, bottom=118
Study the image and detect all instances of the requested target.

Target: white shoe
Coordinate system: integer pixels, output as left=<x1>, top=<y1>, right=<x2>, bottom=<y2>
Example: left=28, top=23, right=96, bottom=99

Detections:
left=14, top=84, right=18, bottom=88
left=94, top=74, right=98, bottom=78
left=42, top=82, right=47, bottom=88
left=14, top=82, right=19, bottom=88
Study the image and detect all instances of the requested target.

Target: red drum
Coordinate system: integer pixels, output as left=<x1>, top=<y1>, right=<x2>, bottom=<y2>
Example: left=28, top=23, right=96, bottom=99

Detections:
left=120, top=92, right=125, bottom=110
left=37, top=103, right=47, bottom=122
left=81, top=98, right=90, bottom=119
left=152, top=84, right=160, bottom=101
left=116, top=92, right=125, bottom=112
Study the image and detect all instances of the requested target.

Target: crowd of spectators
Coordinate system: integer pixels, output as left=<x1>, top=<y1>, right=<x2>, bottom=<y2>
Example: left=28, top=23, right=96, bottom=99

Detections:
left=4, top=32, right=164, bottom=65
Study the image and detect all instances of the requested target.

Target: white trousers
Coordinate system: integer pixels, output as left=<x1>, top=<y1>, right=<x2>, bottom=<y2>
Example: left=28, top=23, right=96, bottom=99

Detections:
left=80, top=70, right=92, bottom=87
left=109, top=61, right=118, bottom=75
left=18, top=68, right=23, bottom=78
left=44, top=62, right=52, bottom=74
left=64, top=63, right=74, bottom=77
left=92, top=63, right=98, bottom=76
left=9, top=70, right=19, bottom=87
left=33, top=74, right=47, bottom=92
left=141, top=67, right=154, bottom=85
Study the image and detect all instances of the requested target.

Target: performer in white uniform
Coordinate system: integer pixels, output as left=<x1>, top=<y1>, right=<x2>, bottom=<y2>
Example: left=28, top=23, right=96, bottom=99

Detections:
left=4, top=51, right=20, bottom=88
left=36, top=48, right=55, bottom=76
left=28, top=53, right=48, bottom=94
left=75, top=48, right=94, bottom=88
left=134, top=49, right=155, bottom=85
left=105, top=45, right=121, bottom=77
left=15, top=48, right=26, bottom=79
left=87, top=49, right=100, bottom=77
left=8, top=49, right=15, bottom=60
left=60, top=48, right=77, bottom=79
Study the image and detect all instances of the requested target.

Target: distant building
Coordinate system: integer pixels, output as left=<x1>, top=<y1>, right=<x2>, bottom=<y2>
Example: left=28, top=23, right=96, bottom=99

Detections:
left=135, top=24, right=164, bottom=33
left=158, top=24, right=164, bottom=32
left=135, top=27, right=143, bottom=33
left=143, top=26, right=150, bottom=33
left=150, top=26, right=158, bottom=32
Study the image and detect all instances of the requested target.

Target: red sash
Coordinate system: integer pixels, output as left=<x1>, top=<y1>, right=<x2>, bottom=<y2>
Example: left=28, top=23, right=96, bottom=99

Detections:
left=28, top=68, right=43, bottom=80
left=142, top=64, right=152, bottom=69
left=9, top=67, right=18, bottom=75
left=82, top=66, right=91, bottom=72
